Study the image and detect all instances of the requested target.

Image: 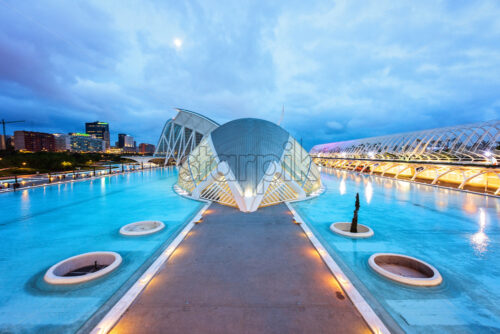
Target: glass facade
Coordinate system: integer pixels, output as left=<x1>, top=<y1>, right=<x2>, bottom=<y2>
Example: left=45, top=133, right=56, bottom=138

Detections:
left=85, top=121, right=110, bottom=149
left=69, top=133, right=105, bottom=152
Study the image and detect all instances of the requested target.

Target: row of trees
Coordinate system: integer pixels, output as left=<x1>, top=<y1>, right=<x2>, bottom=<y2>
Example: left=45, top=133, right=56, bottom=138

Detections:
left=0, top=151, right=127, bottom=175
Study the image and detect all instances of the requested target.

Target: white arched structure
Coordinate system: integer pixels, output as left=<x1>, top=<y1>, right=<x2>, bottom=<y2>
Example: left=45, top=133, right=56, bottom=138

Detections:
left=311, top=120, right=500, bottom=195
left=176, top=118, right=322, bottom=212
left=311, top=120, right=500, bottom=163
left=121, top=156, right=157, bottom=164
left=154, top=108, right=219, bottom=165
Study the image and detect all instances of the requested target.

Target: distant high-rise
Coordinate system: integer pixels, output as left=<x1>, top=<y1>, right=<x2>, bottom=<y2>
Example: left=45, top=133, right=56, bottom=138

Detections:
left=69, top=133, right=105, bottom=152
left=118, top=133, right=135, bottom=152
left=53, top=133, right=71, bottom=151
left=85, top=121, right=110, bottom=149
left=14, top=131, right=55, bottom=152
left=139, top=143, right=155, bottom=154
left=0, top=135, right=13, bottom=151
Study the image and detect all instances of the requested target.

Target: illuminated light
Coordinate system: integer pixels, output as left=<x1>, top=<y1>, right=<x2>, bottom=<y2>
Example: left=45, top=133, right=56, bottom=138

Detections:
left=339, top=179, right=346, bottom=195
left=318, top=249, right=327, bottom=256
left=337, top=275, right=350, bottom=288
left=173, top=37, right=183, bottom=49
left=139, top=274, right=153, bottom=285
left=368, top=152, right=375, bottom=159
left=306, top=232, right=313, bottom=237
left=244, top=188, right=254, bottom=198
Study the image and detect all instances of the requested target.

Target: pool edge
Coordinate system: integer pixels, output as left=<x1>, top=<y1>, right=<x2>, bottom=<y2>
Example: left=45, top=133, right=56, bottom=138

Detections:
left=83, top=200, right=211, bottom=334
left=285, top=201, right=391, bottom=334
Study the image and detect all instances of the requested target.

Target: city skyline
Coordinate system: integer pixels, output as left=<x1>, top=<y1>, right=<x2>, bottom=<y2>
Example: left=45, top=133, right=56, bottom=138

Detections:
left=1, top=1, right=499, bottom=150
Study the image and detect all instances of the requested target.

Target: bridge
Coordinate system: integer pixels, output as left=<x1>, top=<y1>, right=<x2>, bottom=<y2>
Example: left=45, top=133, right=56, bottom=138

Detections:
left=121, top=156, right=158, bottom=164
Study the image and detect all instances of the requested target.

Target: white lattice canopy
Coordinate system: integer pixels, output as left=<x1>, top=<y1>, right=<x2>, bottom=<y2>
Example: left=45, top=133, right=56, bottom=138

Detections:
left=310, top=120, right=500, bottom=164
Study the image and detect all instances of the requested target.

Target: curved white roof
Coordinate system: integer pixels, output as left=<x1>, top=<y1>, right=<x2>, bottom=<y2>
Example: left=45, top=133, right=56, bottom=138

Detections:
left=177, top=118, right=321, bottom=212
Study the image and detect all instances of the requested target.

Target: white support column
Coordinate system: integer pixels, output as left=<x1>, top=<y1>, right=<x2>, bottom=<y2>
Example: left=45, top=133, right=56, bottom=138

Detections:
left=395, top=165, right=411, bottom=179
left=431, top=167, right=461, bottom=185
left=251, top=162, right=281, bottom=211
left=381, top=163, right=397, bottom=176
left=459, top=171, right=488, bottom=189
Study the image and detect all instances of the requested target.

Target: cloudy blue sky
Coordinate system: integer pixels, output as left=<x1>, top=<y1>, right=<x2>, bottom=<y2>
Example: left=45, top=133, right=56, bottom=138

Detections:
left=0, top=0, right=499, bottom=149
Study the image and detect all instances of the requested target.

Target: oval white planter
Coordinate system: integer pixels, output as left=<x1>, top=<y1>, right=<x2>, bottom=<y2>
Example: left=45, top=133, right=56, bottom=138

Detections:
left=330, top=222, right=374, bottom=238
left=120, top=221, right=165, bottom=236
left=44, top=251, right=122, bottom=285
left=369, top=253, right=442, bottom=287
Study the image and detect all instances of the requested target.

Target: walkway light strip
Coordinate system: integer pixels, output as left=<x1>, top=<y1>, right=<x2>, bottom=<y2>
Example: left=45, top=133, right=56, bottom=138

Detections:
left=285, top=202, right=391, bottom=334
left=89, top=202, right=211, bottom=334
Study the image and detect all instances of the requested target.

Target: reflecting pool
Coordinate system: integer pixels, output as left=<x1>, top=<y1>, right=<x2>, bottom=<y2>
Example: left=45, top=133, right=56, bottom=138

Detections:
left=0, top=168, right=202, bottom=333
left=292, top=169, right=500, bottom=333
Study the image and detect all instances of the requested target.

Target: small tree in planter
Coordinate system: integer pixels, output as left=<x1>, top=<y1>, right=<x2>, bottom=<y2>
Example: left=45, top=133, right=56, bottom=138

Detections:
left=350, top=193, right=360, bottom=233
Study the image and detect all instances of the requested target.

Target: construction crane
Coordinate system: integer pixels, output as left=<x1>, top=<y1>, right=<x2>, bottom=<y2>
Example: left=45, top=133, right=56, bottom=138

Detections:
left=1, top=119, right=25, bottom=148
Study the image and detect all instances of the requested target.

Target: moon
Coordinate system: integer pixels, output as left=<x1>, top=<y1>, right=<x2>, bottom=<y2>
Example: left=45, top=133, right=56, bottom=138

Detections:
left=173, top=38, right=183, bottom=49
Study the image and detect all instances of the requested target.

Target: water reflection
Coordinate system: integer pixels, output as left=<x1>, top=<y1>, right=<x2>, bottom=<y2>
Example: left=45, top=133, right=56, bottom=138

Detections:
left=434, top=190, right=449, bottom=209
left=463, top=196, right=477, bottom=214
left=339, top=178, right=346, bottom=195
left=398, top=182, right=410, bottom=192
left=20, top=190, right=30, bottom=213
left=21, top=190, right=29, bottom=201
left=365, top=181, right=373, bottom=204
left=471, top=208, right=489, bottom=254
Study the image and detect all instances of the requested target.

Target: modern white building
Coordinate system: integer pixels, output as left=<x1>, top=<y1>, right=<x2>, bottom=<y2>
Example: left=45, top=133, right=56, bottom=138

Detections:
left=154, top=109, right=219, bottom=165
left=176, top=118, right=321, bottom=212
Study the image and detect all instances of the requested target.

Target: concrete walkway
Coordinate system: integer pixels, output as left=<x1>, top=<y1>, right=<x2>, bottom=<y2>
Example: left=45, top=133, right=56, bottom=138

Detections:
left=110, top=203, right=370, bottom=334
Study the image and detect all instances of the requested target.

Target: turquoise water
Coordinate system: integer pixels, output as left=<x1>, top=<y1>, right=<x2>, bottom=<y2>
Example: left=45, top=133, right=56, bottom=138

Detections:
left=0, top=168, right=202, bottom=333
left=293, top=169, right=500, bottom=334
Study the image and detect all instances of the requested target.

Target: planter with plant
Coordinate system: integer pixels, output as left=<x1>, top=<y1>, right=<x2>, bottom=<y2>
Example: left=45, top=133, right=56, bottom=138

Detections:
left=331, top=192, right=374, bottom=238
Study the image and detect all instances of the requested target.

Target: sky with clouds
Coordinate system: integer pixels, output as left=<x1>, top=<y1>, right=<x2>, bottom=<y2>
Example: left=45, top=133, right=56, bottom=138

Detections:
left=0, top=0, right=499, bottom=149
